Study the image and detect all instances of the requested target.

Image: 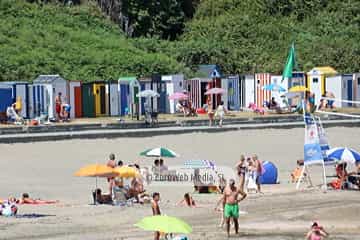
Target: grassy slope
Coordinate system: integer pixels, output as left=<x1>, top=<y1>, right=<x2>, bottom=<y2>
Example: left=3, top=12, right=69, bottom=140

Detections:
left=0, top=0, right=186, bottom=82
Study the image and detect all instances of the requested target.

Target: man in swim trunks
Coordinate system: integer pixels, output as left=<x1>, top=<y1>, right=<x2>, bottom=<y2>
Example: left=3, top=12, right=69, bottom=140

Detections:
left=217, top=179, right=247, bottom=237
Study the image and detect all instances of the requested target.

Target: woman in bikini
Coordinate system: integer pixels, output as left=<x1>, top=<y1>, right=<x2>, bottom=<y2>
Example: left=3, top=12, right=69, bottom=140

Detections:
left=235, top=155, right=247, bottom=193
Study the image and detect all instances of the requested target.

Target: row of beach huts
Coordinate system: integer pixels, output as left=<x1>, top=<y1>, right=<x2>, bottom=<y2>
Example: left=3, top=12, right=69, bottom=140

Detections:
left=0, top=65, right=359, bottom=120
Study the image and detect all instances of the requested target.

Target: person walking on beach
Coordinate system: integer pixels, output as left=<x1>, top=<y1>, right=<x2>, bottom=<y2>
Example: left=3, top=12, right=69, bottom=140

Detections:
left=152, top=192, right=161, bottom=240
left=253, top=154, right=263, bottom=194
left=216, top=179, right=247, bottom=237
left=215, top=101, right=227, bottom=127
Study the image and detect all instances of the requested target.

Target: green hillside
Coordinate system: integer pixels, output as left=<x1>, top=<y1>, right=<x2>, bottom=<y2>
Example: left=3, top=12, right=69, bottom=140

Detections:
left=0, top=0, right=187, bottom=81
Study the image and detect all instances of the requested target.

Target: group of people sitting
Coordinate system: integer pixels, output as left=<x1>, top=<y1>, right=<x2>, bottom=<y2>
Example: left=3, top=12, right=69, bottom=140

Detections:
left=176, top=100, right=197, bottom=117
left=94, top=153, right=150, bottom=205
left=6, top=102, right=24, bottom=124
left=318, top=91, right=336, bottom=110
left=329, top=162, right=360, bottom=190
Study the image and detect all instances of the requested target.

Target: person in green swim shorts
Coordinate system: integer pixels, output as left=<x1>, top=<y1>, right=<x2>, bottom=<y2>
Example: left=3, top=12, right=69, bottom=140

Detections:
left=216, top=179, right=247, bottom=237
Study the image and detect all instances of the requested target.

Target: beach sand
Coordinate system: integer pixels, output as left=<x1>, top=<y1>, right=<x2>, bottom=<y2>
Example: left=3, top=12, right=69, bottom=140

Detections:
left=0, top=127, right=359, bottom=239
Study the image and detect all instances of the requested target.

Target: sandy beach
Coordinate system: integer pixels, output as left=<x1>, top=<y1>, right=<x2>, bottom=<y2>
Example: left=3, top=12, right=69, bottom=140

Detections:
left=1, top=127, right=360, bottom=240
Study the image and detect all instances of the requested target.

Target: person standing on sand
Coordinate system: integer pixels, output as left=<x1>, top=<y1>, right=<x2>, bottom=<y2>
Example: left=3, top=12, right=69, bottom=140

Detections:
left=106, top=153, right=116, bottom=195
left=152, top=192, right=161, bottom=240
left=235, top=155, right=246, bottom=193
left=253, top=154, right=263, bottom=194
left=215, top=179, right=247, bottom=237
left=215, top=101, right=227, bottom=127
left=55, top=92, right=62, bottom=121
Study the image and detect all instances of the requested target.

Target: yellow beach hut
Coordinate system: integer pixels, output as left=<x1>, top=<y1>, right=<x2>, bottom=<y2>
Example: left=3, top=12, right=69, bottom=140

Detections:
left=307, top=66, right=337, bottom=105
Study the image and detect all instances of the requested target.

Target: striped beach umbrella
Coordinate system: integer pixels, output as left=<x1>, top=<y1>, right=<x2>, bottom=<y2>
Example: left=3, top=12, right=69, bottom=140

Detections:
left=326, top=147, right=360, bottom=164
left=140, top=147, right=178, bottom=158
left=183, top=160, right=216, bottom=170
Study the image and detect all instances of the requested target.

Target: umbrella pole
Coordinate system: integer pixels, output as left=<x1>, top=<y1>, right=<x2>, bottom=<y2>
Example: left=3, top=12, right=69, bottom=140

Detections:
left=95, top=177, right=98, bottom=205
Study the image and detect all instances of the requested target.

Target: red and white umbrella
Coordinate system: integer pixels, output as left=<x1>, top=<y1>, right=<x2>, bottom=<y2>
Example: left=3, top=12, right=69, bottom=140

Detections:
left=205, top=88, right=226, bottom=95
left=168, top=92, right=188, bottom=100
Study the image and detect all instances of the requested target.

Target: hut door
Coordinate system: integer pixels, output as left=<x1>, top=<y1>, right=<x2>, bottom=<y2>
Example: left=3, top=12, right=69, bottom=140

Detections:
left=82, top=84, right=95, bottom=117
left=99, top=85, right=106, bottom=115
left=347, top=79, right=352, bottom=107
left=74, top=86, right=82, bottom=118
left=120, top=85, right=129, bottom=116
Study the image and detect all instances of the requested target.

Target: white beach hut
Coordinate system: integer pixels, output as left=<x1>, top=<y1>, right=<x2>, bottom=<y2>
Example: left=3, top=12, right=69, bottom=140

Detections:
left=325, top=74, right=354, bottom=107
left=33, top=75, right=68, bottom=119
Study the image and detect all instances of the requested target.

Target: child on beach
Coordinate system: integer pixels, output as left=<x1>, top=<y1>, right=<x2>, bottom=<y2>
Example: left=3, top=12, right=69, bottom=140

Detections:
left=152, top=192, right=161, bottom=240
left=306, top=222, right=328, bottom=240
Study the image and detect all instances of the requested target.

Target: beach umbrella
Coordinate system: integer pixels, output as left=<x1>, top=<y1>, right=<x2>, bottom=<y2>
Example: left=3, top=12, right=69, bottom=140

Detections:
left=183, top=160, right=216, bottom=170
left=205, top=88, right=226, bottom=95
left=263, top=83, right=286, bottom=92
left=134, top=215, right=192, bottom=234
left=326, top=147, right=360, bottom=164
left=74, top=164, right=116, bottom=178
left=137, top=90, right=160, bottom=98
left=289, top=85, right=309, bottom=93
left=140, top=147, right=178, bottom=158
left=113, top=166, right=141, bottom=178
left=169, top=92, right=188, bottom=100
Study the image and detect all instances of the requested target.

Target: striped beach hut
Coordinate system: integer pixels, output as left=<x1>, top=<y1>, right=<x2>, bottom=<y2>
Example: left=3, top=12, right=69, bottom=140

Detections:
left=183, top=78, right=202, bottom=109
left=184, top=65, right=222, bottom=110
left=255, top=73, right=272, bottom=107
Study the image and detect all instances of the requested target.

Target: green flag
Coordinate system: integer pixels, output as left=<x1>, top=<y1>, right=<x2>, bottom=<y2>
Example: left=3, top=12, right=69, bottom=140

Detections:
left=282, top=43, right=296, bottom=82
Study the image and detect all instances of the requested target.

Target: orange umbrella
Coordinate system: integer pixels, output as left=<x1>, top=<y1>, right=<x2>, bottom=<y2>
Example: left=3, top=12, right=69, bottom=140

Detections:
left=74, top=164, right=116, bottom=178
left=113, top=166, right=141, bottom=178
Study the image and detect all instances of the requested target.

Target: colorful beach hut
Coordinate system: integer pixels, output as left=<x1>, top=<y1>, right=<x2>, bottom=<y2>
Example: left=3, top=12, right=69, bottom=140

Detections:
left=255, top=73, right=272, bottom=107
left=161, top=74, right=184, bottom=114
left=222, top=74, right=255, bottom=111
left=307, top=67, right=337, bottom=105
left=0, top=81, right=33, bottom=119
left=325, top=74, right=354, bottom=107
left=118, top=77, right=141, bottom=117
left=184, top=65, right=222, bottom=110
left=81, top=81, right=110, bottom=118
left=33, top=75, right=68, bottom=119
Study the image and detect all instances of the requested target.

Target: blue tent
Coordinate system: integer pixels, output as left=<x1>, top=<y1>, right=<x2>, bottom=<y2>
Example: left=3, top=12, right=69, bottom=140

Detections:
left=259, top=161, right=278, bottom=184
